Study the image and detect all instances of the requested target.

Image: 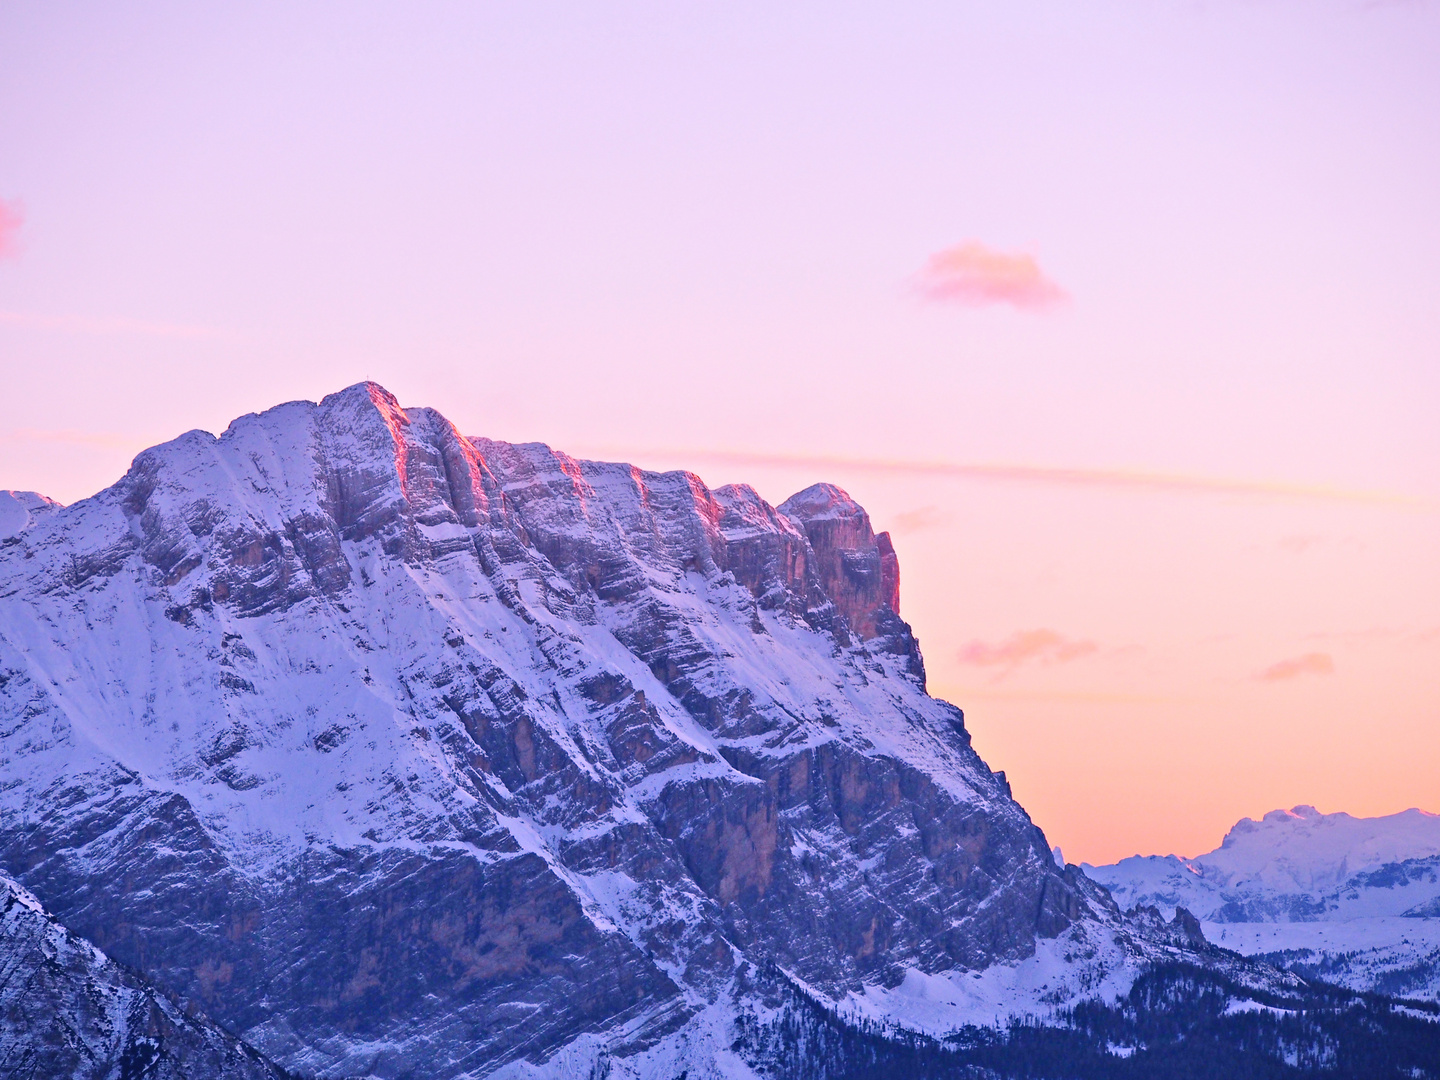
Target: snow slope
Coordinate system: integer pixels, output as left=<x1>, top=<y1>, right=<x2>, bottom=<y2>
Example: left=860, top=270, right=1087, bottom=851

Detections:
left=0, top=489, right=60, bottom=539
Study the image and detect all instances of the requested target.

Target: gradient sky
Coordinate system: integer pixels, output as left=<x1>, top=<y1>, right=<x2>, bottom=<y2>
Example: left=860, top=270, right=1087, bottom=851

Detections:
left=1, top=1, right=1437, bottom=864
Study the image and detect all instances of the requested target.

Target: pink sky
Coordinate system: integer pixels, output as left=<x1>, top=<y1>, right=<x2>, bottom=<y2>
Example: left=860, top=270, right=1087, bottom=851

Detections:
left=0, top=1, right=1437, bottom=863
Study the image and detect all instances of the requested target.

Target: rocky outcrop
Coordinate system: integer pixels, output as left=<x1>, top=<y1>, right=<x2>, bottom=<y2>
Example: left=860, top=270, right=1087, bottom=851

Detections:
left=778, top=483, right=922, bottom=680
left=0, top=383, right=1197, bottom=1078
left=778, top=483, right=901, bottom=641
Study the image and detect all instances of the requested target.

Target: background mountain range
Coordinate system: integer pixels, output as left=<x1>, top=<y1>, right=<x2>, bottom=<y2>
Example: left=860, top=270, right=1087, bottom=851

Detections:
left=1088, top=804, right=1440, bottom=1004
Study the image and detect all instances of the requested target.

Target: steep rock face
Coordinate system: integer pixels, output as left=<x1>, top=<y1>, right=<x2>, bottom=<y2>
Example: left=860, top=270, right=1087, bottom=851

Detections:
left=0, top=874, right=286, bottom=1080
left=778, top=483, right=902, bottom=644
left=0, top=383, right=1170, bottom=1077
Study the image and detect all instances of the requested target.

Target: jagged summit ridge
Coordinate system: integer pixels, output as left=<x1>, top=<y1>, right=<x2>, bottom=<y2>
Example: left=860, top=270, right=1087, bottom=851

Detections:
left=779, top=483, right=904, bottom=646
left=0, top=383, right=1194, bottom=1078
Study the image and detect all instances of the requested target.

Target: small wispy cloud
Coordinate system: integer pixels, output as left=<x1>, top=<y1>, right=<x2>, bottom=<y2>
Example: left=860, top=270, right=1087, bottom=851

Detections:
left=914, top=241, right=1066, bottom=310
left=0, top=310, right=221, bottom=339
left=958, top=629, right=1098, bottom=670
left=1258, top=652, right=1335, bottom=682
left=936, top=686, right=1186, bottom=706
left=0, top=198, right=22, bottom=259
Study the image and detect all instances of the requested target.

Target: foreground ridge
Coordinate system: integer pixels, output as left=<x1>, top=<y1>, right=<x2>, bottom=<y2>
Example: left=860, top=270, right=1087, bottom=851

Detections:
left=0, top=873, right=288, bottom=1079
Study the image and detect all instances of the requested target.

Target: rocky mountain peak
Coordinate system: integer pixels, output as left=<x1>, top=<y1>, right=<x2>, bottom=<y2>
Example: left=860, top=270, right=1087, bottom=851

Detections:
left=0, top=383, right=1210, bottom=1078
left=778, top=482, right=902, bottom=643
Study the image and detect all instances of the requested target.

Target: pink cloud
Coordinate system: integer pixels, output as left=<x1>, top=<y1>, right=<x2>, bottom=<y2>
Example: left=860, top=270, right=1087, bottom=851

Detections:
left=914, top=241, right=1066, bottom=310
left=958, top=629, right=1098, bottom=669
left=1258, top=652, right=1335, bottom=681
left=0, top=198, right=22, bottom=259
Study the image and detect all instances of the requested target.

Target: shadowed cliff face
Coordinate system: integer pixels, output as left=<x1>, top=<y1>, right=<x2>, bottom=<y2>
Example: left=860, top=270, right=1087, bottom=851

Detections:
left=0, top=383, right=1107, bottom=1078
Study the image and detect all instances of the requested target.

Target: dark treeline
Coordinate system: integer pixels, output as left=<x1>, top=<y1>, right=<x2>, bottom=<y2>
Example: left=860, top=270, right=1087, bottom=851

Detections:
left=1251, top=945, right=1440, bottom=1001
left=733, top=962, right=1440, bottom=1080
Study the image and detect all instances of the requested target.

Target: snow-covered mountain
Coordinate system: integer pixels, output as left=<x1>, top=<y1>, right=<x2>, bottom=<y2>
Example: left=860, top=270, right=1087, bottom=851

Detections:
left=0, top=872, right=286, bottom=1079
left=0, top=383, right=1285, bottom=1077
left=1087, top=805, right=1440, bottom=1002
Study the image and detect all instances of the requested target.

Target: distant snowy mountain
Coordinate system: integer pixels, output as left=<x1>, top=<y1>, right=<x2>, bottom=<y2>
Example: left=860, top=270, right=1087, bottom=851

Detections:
left=1088, top=805, right=1440, bottom=920
left=1086, top=805, right=1440, bottom=1001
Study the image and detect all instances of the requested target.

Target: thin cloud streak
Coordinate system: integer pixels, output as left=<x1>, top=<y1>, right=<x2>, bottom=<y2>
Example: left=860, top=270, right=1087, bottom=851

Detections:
left=936, top=686, right=1190, bottom=706
left=0, top=310, right=222, bottom=339
left=579, top=446, right=1426, bottom=506
left=913, top=241, right=1066, bottom=310
left=1258, top=652, right=1335, bottom=681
